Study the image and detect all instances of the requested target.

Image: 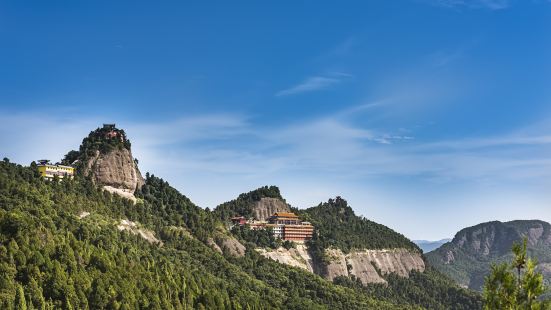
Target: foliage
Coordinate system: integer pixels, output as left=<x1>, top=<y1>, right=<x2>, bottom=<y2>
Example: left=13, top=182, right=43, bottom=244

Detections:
left=61, top=126, right=131, bottom=169
left=230, top=225, right=281, bottom=249
left=0, top=160, right=415, bottom=309
left=334, top=267, right=483, bottom=310
left=300, top=196, right=420, bottom=258
left=426, top=220, right=551, bottom=294
left=483, top=238, right=549, bottom=309
left=214, top=186, right=283, bottom=221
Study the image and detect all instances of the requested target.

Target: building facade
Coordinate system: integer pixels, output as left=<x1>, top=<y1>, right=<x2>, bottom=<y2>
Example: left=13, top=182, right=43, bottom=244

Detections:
left=37, top=160, right=75, bottom=179
left=267, top=212, right=313, bottom=242
left=234, top=212, right=314, bottom=242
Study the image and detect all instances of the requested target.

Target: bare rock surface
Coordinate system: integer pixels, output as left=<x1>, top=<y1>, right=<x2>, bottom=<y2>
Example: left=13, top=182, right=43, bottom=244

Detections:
left=257, top=245, right=315, bottom=272
left=217, top=236, right=246, bottom=257
left=253, top=197, right=290, bottom=221
left=207, top=238, right=223, bottom=254
left=84, top=149, right=144, bottom=201
left=324, top=248, right=349, bottom=281
left=117, top=219, right=162, bottom=245
left=78, top=211, right=90, bottom=219
left=325, top=248, right=425, bottom=284
left=258, top=246, right=424, bottom=284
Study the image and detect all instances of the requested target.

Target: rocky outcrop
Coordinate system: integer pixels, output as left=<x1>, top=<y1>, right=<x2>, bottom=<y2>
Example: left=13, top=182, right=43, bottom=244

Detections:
left=207, top=238, right=223, bottom=254
left=117, top=219, right=162, bottom=245
left=426, top=220, right=551, bottom=291
left=324, top=248, right=425, bottom=284
left=83, top=149, right=144, bottom=201
left=257, top=245, right=315, bottom=272
left=258, top=246, right=424, bottom=284
left=253, top=197, right=290, bottom=221
left=216, top=235, right=246, bottom=257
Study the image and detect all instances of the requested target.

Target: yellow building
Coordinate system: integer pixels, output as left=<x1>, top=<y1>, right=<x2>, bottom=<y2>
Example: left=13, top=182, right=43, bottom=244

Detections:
left=37, top=160, right=75, bottom=179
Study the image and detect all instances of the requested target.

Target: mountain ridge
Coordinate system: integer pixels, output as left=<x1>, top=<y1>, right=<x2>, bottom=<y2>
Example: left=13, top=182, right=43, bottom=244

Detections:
left=426, top=220, right=551, bottom=292
left=414, top=239, right=452, bottom=253
left=0, top=125, right=483, bottom=309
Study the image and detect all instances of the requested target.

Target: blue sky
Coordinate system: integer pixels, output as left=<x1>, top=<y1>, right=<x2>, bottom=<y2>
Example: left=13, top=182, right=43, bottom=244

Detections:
left=1, top=0, right=550, bottom=240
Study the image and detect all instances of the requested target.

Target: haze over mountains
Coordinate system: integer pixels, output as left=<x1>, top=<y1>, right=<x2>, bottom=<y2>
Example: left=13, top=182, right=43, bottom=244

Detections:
left=414, top=239, right=452, bottom=253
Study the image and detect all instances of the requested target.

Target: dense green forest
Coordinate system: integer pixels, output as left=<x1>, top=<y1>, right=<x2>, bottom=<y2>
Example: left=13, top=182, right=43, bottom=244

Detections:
left=0, top=150, right=485, bottom=309
left=212, top=186, right=482, bottom=309
left=297, top=196, right=420, bottom=257
left=334, top=267, right=482, bottom=310
left=1, top=159, right=427, bottom=309
left=213, top=186, right=284, bottom=222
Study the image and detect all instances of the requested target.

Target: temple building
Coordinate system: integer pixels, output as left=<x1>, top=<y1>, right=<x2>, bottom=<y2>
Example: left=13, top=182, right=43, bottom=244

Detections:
left=36, top=160, right=75, bottom=180
left=267, top=212, right=314, bottom=241
left=230, top=216, right=247, bottom=226
left=247, top=212, right=314, bottom=242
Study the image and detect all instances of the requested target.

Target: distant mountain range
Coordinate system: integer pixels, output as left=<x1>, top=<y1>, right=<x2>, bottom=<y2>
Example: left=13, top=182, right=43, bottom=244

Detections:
left=413, top=239, right=452, bottom=253
left=425, top=220, right=551, bottom=295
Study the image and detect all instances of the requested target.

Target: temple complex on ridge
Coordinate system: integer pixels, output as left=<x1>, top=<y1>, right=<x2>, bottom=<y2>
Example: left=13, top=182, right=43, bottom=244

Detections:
left=231, top=211, right=314, bottom=242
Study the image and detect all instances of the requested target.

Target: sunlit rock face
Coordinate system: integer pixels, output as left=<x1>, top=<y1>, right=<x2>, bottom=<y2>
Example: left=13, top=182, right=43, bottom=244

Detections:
left=83, top=148, right=144, bottom=201
left=253, top=197, right=290, bottom=221
left=259, top=246, right=425, bottom=285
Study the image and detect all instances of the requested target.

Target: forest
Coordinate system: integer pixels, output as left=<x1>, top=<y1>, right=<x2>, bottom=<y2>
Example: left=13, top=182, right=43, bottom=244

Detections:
left=0, top=158, right=482, bottom=309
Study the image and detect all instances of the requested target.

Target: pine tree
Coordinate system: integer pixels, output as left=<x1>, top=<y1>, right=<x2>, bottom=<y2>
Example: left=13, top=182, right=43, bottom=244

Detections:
left=483, top=238, right=548, bottom=309
left=14, top=284, right=27, bottom=310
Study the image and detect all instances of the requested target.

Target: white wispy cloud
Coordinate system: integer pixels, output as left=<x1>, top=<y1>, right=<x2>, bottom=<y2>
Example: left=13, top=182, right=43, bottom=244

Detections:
left=1, top=108, right=550, bottom=240
left=276, top=73, right=352, bottom=97
left=428, top=0, right=510, bottom=10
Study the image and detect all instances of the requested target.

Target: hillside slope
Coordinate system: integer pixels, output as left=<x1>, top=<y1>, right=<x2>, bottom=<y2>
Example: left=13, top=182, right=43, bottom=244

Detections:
left=0, top=125, right=482, bottom=309
left=0, top=159, right=409, bottom=309
left=217, top=188, right=481, bottom=309
left=426, top=220, right=551, bottom=292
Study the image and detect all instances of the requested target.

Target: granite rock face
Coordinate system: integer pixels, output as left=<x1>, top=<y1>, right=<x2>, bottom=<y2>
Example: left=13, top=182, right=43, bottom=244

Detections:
left=258, top=246, right=425, bottom=284
left=426, top=220, right=551, bottom=291
left=253, top=197, right=290, bottom=221
left=217, top=236, right=246, bottom=257
left=324, top=248, right=425, bottom=284
left=83, top=149, right=145, bottom=198
left=257, top=245, right=315, bottom=272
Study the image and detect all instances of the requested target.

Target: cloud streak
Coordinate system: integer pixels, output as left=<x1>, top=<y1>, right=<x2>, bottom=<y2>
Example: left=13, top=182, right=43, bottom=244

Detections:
left=276, top=73, right=352, bottom=96
left=428, top=0, right=510, bottom=10
left=1, top=107, right=550, bottom=240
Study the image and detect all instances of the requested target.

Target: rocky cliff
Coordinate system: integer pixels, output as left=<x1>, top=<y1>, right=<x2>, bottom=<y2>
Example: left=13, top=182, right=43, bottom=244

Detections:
left=65, top=125, right=145, bottom=202
left=426, top=220, right=551, bottom=291
left=253, top=197, right=290, bottom=221
left=83, top=148, right=145, bottom=200
left=213, top=185, right=287, bottom=221
left=258, top=246, right=425, bottom=284
left=256, top=245, right=315, bottom=272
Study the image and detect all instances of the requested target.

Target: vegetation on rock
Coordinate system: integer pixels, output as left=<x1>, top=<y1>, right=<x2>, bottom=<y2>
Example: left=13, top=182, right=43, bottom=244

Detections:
left=299, top=196, right=420, bottom=261
left=214, top=186, right=283, bottom=222
left=426, top=220, right=551, bottom=295
left=0, top=159, right=420, bottom=309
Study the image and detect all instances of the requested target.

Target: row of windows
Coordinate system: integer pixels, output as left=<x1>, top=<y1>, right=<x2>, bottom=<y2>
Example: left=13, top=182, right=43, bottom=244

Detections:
left=44, top=167, right=73, bottom=171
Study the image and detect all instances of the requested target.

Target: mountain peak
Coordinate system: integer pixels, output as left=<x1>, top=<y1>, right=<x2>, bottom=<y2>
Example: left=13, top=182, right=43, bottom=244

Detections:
left=63, top=124, right=144, bottom=201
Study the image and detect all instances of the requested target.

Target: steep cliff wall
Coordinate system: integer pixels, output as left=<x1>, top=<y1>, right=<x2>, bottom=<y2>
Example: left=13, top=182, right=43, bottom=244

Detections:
left=253, top=197, right=290, bottom=221
left=257, top=245, right=315, bottom=272
left=258, top=246, right=425, bottom=284
left=83, top=149, right=144, bottom=201
left=426, top=220, right=551, bottom=290
left=324, top=248, right=425, bottom=284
